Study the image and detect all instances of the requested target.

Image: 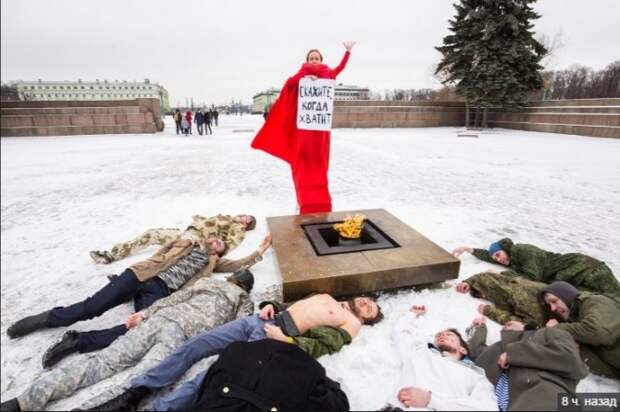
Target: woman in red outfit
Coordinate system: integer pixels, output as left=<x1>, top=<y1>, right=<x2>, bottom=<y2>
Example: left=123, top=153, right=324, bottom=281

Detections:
left=252, top=41, right=356, bottom=214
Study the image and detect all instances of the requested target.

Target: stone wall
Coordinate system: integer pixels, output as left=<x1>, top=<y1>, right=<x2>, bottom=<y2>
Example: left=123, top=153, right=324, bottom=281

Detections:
left=487, top=98, right=620, bottom=138
left=333, top=98, right=620, bottom=139
left=333, top=100, right=465, bottom=128
left=1, top=98, right=164, bottom=137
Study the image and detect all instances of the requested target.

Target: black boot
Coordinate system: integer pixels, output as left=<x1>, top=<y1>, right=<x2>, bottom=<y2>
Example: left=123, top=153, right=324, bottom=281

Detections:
left=42, top=330, right=80, bottom=368
left=86, top=386, right=150, bottom=411
left=0, top=398, right=21, bottom=412
left=7, top=310, right=50, bottom=339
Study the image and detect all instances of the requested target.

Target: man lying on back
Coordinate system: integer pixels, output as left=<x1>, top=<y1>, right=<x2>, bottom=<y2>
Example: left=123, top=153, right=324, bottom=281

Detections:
left=90, top=293, right=384, bottom=411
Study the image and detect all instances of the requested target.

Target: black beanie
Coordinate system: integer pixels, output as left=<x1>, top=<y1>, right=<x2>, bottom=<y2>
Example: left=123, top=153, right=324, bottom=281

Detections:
left=228, top=269, right=254, bottom=293
left=541, top=281, right=579, bottom=308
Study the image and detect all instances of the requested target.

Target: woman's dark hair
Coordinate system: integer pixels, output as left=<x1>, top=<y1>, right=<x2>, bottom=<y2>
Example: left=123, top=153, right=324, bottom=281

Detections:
left=306, top=49, right=323, bottom=62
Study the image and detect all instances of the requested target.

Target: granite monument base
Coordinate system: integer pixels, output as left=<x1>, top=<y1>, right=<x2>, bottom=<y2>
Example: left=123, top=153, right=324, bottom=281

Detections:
left=267, top=209, right=460, bottom=302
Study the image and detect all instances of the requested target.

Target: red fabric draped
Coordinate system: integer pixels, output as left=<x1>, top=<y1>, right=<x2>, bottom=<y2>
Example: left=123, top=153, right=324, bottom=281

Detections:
left=251, top=51, right=350, bottom=214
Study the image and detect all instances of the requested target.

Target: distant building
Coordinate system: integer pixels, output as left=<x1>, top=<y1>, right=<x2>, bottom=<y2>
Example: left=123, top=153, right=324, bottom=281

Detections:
left=252, top=88, right=280, bottom=114
left=252, top=84, right=369, bottom=113
left=335, top=84, right=370, bottom=101
left=7, top=78, right=170, bottom=113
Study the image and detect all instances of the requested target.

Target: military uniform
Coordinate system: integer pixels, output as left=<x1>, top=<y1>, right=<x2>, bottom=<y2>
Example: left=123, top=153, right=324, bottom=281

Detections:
left=104, top=214, right=247, bottom=262
left=16, top=278, right=253, bottom=411
left=472, top=238, right=620, bottom=297
left=555, top=292, right=620, bottom=379
left=464, top=272, right=547, bottom=327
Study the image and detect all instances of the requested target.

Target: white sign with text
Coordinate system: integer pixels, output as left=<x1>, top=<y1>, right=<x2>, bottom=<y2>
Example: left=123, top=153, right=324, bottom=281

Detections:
left=297, top=78, right=336, bottom=131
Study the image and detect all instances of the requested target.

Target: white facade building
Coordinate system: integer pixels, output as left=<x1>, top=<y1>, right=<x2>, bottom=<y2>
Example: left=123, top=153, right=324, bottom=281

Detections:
left=7, top=79, right=170, bottom=113
left=334, top=84, right=370, bottom=101
left=252, top=84, right=369, bottom=113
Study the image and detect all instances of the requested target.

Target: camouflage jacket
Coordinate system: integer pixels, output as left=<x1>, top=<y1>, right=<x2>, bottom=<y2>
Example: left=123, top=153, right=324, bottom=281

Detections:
left=554, top=293, right=620, bottom=373
left=472, top=237, right=619, bottom=296
left=464, top=272, right=547, bottom=327
left=187, top=214, right=246, bottom=252
left=142, top=277, right=253, bottom=338
left=258, top=300, right=353, bottom=358
left=130, top=238, right=262, bottom=282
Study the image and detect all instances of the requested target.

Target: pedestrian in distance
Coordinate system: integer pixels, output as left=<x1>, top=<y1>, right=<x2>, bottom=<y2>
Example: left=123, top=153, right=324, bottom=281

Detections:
left=173, top=109, right=182, bottom=135
left=194, top=109, right=205, bottom=135
left=185, top=111, right=193, bottom=135
left=204, top=110, right=213, bottom=135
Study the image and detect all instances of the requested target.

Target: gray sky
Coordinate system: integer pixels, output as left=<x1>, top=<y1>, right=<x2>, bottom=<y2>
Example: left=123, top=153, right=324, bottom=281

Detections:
left=2, top=0, right=619, bottom=105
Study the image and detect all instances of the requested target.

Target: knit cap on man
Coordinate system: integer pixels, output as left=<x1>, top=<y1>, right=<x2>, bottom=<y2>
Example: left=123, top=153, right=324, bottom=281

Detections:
left=541, top=281, right=579, bottom=308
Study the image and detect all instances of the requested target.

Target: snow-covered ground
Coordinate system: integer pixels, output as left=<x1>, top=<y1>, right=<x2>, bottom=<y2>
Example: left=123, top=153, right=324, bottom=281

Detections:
left=1, top=115, right=619, bottom=410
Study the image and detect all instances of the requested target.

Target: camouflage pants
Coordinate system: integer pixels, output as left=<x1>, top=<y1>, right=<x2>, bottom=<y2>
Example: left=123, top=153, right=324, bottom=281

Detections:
left=17, top=316, right=186, bottom=411
left=560, top=263, right=620, bottom=298
left=106, top=228, right=202, bottom=262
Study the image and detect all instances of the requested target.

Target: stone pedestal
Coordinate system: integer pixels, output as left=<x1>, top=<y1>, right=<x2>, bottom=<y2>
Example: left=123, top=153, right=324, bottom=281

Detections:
left=267, top=209, right=460, bottom=302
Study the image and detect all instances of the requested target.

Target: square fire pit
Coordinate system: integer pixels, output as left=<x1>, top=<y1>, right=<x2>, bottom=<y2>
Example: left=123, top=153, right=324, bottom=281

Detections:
left=302, top=219, right=399, bottom=256
left=267, top=209, right=460, bottom=302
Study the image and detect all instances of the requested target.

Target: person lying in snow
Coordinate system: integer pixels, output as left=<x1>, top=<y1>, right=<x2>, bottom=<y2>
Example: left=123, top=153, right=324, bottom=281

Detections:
left=467, top=316, right=588, bottom=411
left=7, top=235, right=271, bottom=368
left=542, top=281, right=620, bottom=379
left=456, top=271, right=547, bottom=327
left=84, top=293, right=384, bottom=411
left=385, top=304, right=498, bottom=411
left=90, top=213, right=256, bottom=264
left=182, top=339, right=350, bottom=412
left=452, top=237, right=620, bottom=297
left=0, top=273, right=257, bottom=412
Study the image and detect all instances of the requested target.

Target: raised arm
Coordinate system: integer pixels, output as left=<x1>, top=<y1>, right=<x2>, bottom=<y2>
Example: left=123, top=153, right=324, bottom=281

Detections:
left=331, top=50, right=351, bottom=77
left=394, top=305, right=429, bottom=358
left=214, top=234, right=272, bottom=273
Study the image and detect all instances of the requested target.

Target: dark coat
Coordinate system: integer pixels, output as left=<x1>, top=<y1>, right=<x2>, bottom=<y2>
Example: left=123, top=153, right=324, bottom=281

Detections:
left=195, top=111, right=205, bottom=124
left=193, top=340, right=349, bottom=412
left=554, top=293, right=620, bottom=378
left=205, top=111, right=213, bottom=124
left=469, top=325, right=588, bottom=411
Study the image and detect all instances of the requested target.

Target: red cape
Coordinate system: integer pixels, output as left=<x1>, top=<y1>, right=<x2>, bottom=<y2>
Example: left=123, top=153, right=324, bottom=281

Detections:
left=251, top=52, right=350, bottom=214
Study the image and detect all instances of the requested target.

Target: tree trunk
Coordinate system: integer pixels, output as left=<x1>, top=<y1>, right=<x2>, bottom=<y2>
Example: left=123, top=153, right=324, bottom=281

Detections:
left=473, top=106, right=481, bottom=129
left=465, top=102, right=470, bottom=129
left=481, top=107, right=488, bottom=129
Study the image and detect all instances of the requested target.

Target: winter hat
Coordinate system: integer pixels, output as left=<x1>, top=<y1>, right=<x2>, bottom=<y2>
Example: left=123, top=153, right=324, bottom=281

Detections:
left=541, top=281, right=579, bottom=308
left=488, top=241, right=504, bottom=256
left=228, top=269, right=254, bottom=293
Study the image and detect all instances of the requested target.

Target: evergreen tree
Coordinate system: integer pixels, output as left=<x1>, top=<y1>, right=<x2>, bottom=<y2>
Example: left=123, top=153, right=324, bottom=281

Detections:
left=436, top=0, right=547, bottom=127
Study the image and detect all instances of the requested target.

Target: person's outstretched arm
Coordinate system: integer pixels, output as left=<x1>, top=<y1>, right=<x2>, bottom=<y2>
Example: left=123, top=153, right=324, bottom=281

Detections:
left=331, top=41, right=355, bottom=77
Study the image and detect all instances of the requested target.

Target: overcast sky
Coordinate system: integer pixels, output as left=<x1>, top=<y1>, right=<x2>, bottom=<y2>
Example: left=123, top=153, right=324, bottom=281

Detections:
left=2, top=0, right=619, bottom=106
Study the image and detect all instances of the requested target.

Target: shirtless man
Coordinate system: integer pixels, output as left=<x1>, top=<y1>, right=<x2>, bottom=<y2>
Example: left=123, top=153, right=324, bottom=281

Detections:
left=260, top=293, right=379, bottom=341
left=90, top=294, right=383, bottom=411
